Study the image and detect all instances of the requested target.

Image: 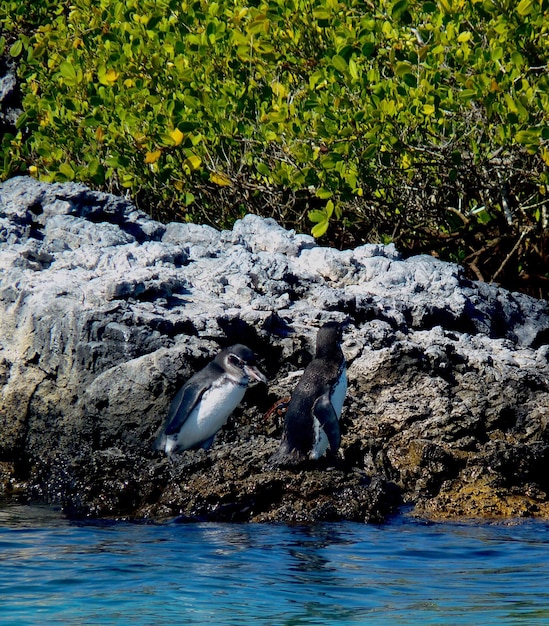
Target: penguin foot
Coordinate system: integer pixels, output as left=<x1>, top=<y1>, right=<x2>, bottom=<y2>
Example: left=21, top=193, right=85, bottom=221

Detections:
left=263, top=397, right=290, bottom=422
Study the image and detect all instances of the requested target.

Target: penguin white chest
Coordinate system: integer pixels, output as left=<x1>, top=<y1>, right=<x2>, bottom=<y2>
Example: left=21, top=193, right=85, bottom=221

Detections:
left=330, top=364, right=347, bottom=418
left=310, top=364, right=347, bottom=460
left=172, top=380, right=246, bottom=451
left=310, top=417, right=328, bottom=460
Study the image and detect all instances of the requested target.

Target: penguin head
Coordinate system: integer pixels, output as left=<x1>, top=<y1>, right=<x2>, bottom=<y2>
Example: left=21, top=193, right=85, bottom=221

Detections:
left=218, top=344, right=267, bottom=384
left=314, top=321, right=344, bottom=358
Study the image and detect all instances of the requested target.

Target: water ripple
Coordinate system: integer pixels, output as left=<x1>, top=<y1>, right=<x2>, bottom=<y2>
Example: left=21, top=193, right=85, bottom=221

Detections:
left=0, top=504, right=548, bottom=624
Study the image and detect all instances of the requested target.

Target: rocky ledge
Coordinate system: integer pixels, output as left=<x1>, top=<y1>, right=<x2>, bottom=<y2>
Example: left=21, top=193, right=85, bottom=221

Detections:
left=1, top=176, right=548, bottom=523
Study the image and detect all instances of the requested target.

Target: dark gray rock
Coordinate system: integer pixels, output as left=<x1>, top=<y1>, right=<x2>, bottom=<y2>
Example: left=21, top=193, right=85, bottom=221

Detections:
left=1, top=176, right=549, bottom=522
left=0, top=56, right=22, bottom=136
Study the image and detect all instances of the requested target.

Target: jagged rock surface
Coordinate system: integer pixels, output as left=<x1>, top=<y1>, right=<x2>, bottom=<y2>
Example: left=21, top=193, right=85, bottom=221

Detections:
left=0, top=55, right=22, bottom=142
left=1, top=176, right=549, bottom=522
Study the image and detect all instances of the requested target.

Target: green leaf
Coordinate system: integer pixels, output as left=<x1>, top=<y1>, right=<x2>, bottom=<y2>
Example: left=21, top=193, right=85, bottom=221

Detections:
left=515, top=129, right=539, bottom=146
left=511, top=51, right=524, bottom=67
left=15, top=111, right=28, bottom=129
left=58, top=162, right=75, bottom=180
left=184, top=153, right=202, bottom=171
left=459, top=88, right=478, bottom=101
left=311, top=221, right=329, bottom=238
left=248, top=15, right=268, bottom=35
left=256, top=162, right=271, bottom=177
left=392, top=0, right=409, bottom=19
left=361, top=42, right=376, bottom=57
left=210, top=171, right=232, bottom=186
left=308, top=209, right=327, bottom=223
left=320, top=152, right=344, bottom=170
left=395, top=63, right=410, bottom=79
left=313, top=8, right=331, bottom=20
left=59, top=61, right=77, bottom=81
left=516, top=0, right=533, bottom=16
left=9, top=39, right=23, bottom=58
left=105, top=156, right=121, bottom=168
left=491, top=47, right=504, bottom=62
left=159, top=133, right=177, bottom=147
left=395, top=62, right=414, bottom=82
left=348, top=58, right=360, bottom=81
left=403, top=73, right=417, bottom=88
left=183, top=192, right=195, bottom=206
left=315, top=188, right=333, bottom=199
left=331, top=55, right=347, bottom=74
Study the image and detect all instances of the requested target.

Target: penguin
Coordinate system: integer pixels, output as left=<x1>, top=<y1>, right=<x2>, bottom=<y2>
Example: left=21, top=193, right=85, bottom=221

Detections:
left=156, top=344, right=267, bottom=457
left=270, top=321, right=347, bottom=466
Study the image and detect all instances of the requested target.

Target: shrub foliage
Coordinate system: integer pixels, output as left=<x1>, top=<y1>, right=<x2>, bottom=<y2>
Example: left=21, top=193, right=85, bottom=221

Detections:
left=1, top=0, right=549, bottom=295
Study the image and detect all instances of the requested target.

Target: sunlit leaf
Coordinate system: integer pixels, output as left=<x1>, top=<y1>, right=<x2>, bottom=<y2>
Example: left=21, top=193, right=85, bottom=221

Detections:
left=169, top=128, right=184, bottom=146
left=144, top=150, right=162, bottom=164
left=59, top=61, right=77, bottom=81
left=316, top=188, right=333, bottom=199
left=348, top=58, right=359, bottom=81
left=98, top=66, right=119, bottom=85
left=395, top=62, right=413, bottom=79
left=308, top=209, right=327, bottom=223
left=457, top=31, right=472, bottom=43
left=516, top=0, right=533, bottom=15
left=311, top=220, right=329, bottom=237
left=515, top=130, right=539, bottom=146
left=331, top=55, right=347, bottom=73
left=210, top=172, right=232, bottom=186
left=312, top=8, right=331, bottom=20
left=185, top=153, right=202, bottom=170
left=58, top=162, right=75, bottom=179
left=9, top=39, right=22, bottom=58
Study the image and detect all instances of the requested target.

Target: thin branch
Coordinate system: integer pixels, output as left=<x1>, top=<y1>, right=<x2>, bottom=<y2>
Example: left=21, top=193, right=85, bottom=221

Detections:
left=491, top=230, right=529, bottom=283
left=469, top=262, right=485, bottom=282
left=446, top=206, right=470, bottom=226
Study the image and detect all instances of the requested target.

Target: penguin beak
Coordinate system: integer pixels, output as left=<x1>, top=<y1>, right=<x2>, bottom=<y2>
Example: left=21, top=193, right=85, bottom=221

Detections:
left=245, top=365, right=267, bottom=384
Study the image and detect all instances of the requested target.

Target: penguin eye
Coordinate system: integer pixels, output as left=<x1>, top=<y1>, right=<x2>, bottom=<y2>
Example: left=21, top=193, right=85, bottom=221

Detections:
left=228, top=354, right=244, bottom=368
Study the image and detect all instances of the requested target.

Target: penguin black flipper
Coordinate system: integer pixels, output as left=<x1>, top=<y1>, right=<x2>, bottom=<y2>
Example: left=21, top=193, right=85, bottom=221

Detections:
left=162, top=361, right=224, bottom=436
left=163, top=385, right=205, bottom=436
left=313, top=392, right=341, bottom=454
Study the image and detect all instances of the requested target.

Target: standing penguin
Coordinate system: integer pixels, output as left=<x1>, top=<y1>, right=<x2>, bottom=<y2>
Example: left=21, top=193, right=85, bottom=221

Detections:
left=270, top=321, right=347, bottom=466
left=156, top=344, right=267, bottom=457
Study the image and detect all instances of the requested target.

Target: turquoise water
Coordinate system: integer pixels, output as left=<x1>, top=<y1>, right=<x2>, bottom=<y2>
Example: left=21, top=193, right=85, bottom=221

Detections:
left=1, top=503, right=548, bottom=625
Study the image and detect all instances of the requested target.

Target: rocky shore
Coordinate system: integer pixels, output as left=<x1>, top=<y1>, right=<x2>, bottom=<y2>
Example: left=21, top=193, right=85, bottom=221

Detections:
left=1, top=176, right=548, bottom=522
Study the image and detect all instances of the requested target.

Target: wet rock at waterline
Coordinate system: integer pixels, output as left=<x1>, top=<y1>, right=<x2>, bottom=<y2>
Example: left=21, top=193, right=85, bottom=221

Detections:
left=1, top=176, right=549, bottom=522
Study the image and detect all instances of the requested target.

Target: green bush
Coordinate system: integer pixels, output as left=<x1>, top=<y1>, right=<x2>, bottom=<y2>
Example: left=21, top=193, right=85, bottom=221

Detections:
left=2, top=0, right=549, bottom=294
